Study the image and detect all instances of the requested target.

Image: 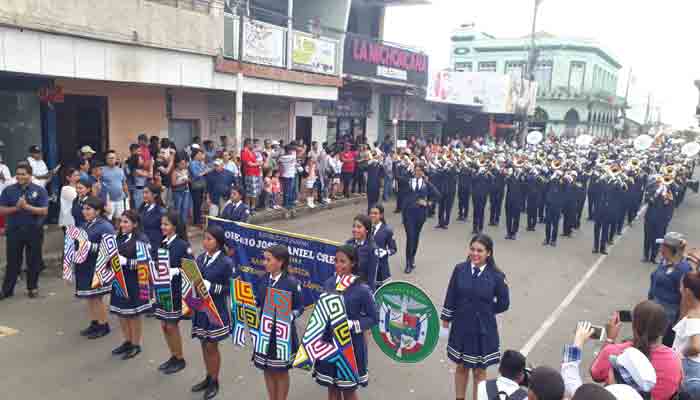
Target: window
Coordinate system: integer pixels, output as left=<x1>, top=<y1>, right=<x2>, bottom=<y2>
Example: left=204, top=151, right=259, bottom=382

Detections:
left=455, top=62, right=473, bottom=72
left=569, top=61, right=586, bottom=94
left=533, top=61, right=553, bottom=93
left=504, top=61, right=526, bottom=79
left=478, top=61, right=497, bottom=72
left=147, top=0, right=212, bottom=14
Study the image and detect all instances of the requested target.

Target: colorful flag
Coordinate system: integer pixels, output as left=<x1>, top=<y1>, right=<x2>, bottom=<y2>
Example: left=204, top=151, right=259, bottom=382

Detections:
left=181, top=258, right=224, bottom=327
left=135, top=242, right=151, bottom=301
left=152, top=249, right=174, bottom=311
left=92, top=234, right=117, bottom=289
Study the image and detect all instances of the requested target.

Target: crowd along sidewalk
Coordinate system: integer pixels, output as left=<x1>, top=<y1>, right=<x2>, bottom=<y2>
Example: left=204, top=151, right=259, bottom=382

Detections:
left=0, top=194, right=366, bottom=276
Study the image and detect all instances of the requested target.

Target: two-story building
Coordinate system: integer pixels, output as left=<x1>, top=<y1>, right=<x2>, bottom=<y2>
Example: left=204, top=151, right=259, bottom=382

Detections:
left=450, top=24, right=625, bottom=139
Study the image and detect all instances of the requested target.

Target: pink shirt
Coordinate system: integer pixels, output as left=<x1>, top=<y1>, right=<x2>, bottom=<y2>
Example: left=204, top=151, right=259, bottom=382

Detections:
left=590, top=342, right=682, bottom=400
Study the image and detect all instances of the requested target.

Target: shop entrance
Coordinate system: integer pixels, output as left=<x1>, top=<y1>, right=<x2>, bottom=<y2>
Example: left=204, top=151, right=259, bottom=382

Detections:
left=295, top=116, right=312, bottom=147
left=55, top=95, right=108, bottom=167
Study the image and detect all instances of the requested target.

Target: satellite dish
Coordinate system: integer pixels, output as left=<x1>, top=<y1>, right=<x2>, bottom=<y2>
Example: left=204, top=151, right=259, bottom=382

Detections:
left=633, top=134, right=653, bottom=151
left=575, top=134, right=593, bottom=147
left=526, top=130, right=543, bottom=145
left=682, top=142, right=700, bottom=157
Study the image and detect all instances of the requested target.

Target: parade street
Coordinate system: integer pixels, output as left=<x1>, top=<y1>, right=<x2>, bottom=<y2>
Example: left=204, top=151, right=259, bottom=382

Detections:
left=0, top=193, right=697, bottom=400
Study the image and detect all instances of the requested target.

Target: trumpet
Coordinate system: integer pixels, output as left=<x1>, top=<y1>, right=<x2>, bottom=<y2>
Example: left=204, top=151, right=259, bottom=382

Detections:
left=551, top=159, right=562, bottom=170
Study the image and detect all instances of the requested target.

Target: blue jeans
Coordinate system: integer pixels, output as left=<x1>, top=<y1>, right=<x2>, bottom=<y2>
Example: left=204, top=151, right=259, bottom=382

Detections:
left=132, top=189, right=144, bottom=210
left=172, top=190, right=192, bottom=224
left=281, top=177, right=295, bottom=210
left=683, top=358, right=700, bottom=398
left=383, top=174, right=393, bottom=202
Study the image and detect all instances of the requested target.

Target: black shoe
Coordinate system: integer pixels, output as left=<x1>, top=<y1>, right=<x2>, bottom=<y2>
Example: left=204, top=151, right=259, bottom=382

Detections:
left=440, top=225, right=448, bottom=229
left=112, top=341, right=132, bottom=356
left=550, top=241, right=557, bottom=247
left=192, top=376, right=211, bottom=393
left=163, top=358, right=186, bottom=375
left=122, top=345, right=141, bottom=360
left=600, top=249, right=609, bottom=255
left=393, top=209, right=401, bottom=214
left=27, top=289, right=39, bottom=298
left=542, top=241, right=550, bottom=246
left=204, top=380, right=219, bottom=400
left=592, top=248, right=599, bottom=254
left=158, top=356, right=176, bottom=371
left=87, top=323, right=110, bottom=339
left=80, top=321, right=98, bottom=337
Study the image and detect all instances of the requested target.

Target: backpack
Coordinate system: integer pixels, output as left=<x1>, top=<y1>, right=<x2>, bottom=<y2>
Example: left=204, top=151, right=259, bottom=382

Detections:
left=485, top=379, right=528, bottom=400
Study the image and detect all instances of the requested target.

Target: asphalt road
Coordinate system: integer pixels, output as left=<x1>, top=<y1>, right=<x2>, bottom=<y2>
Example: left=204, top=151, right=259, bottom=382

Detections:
left=2, top=193, right=699, bottom=400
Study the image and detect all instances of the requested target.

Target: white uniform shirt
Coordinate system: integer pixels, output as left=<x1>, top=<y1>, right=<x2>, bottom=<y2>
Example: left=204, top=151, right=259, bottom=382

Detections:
left=27, top=157, right=49, bottom=187
left=0, top=163, right=12, bottom=194
left=476, top=377, right=527, bottom=400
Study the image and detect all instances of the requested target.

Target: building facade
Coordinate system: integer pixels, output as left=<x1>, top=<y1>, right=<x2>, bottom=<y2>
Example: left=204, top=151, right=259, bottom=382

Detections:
left=450, top=25, right=625, bottom=138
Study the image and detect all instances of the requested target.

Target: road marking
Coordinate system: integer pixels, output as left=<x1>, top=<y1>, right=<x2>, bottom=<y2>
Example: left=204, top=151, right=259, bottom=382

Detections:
left=0, top=326, right=19, bottom=337
left=519, top=206, right=646, bottom=356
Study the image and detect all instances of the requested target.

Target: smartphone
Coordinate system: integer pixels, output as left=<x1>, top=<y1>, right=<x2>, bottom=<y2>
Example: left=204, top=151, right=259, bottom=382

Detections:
left=618, top=310, right=632, bottom=323
left=590, top=325, right=606, bottom=341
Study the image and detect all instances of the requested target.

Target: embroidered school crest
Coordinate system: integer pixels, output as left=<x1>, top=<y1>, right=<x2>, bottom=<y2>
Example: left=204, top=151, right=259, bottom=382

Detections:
left=371, top=281, right=440, bottom=363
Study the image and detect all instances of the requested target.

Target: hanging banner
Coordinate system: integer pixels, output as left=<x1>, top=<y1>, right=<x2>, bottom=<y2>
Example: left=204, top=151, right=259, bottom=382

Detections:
left=292, top=33, right=338, bottom=75
left=208, top=217, right=339, bottom=307
left=242, top=19, right=286, bottom=68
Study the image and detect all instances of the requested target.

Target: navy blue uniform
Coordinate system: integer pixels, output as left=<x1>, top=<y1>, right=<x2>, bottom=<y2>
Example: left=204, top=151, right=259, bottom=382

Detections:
left=372, top=222, right=397, bottom=285
left=346, top=239, right=380, bottom=291
left=366, top=162, right=382, bottom=214
left=441, top=262, right=509, bottom=369
left=191, top=251, right=234, bottom=342
left=0, top=182, right=49, bottom=295
left=574, top=174, right=588, bottom=229
left=562, top=181, right=578, bottom=237
left=400, top=176, right=440, bottom=270
left=593, top=182, right=614, bottom=253
left=649, top=258, right=691, bottom=346
left=252, top=272, right=304, bottom=370
left=643, top=184, right=674, bottom=262
left=438, top=168, right=458, bottom=228
left=154, top=235, right=193, bottom=321
left=109, top=233, right=154, bottom=316
left=206, top=169, right=236, bottom=206
left=504, top=174, right=525, bottom=238
left=587, top=174, right=602, bottom=221
left=457, top=169, right=472, bottom=221
left=75, top=217, right=116, bottom=298
left=544, top=180, right=565, bottom=245
left=525, top=175, right=540, bottom=231
left=219, top=200, right=250, bottom=222
left=139, top=203, right=165, bottom=257
left=71, top=195, right=87, bottom=227
left=489, top=172, right=505, bottom=226
left=471, top=173, right=491, bottom=233
left=313, top=276, right=378, bottom=391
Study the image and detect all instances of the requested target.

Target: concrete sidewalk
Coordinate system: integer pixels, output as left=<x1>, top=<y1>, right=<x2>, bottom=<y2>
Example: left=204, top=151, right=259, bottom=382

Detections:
left=0, top=194, right=365, bottom=276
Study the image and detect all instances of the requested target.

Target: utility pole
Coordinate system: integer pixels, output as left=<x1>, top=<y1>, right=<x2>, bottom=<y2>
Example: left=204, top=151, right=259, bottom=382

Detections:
left=520, top=0, right=542, bottom=147
left=644, top=92, right=651, bottom=125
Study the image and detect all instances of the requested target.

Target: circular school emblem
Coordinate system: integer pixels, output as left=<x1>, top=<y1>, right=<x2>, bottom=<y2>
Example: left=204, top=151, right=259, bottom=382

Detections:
left=371, top=281, right=440, bottom=363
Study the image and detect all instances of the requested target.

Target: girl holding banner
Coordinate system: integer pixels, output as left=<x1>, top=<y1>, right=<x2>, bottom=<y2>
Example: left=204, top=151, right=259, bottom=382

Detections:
left=139, top=184, right=166, bottom=258
left=74, top=196, right=114, bottom=339
left=155, top=211, right=192, bottom=375
left=254, top=245, right=304, bottom=400
left=346, top=215, right=379, bottom=291
left=314, top=244, right=378, bottom=399
left=191, top=225, right=233, bottom=400
left=369, top=204, right=397, bottom=286
left=109, top=209, right=153, bottom=359
left=71, top=178, right=92, bottom=227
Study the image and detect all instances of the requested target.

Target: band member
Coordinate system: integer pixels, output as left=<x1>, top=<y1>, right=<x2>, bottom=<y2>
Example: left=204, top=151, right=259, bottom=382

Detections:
left=75, top=196, right=115, bottom=339
left=139, top=184, right=166, bottom=257
left=394, top=157, right=409, bottom=214
left=437, top=161, right=458, bottom=229
left=504, top=170, right=524, bottom=240
left=347, top=214, right=379, bottom=290
left=525, top=172, right=539, bottom=231
left=441, top=234, right=510, bottom=400
left=561, top=173, right=578, bottom=238
left=488, top=169, right=505, bottom=226
left=592, top=179, right=613, bottom=255
left=313, top=244, right=378, bottom=400
left=400, top=164, right=440, bottom=273
left=110, top=209, right=153, bottom=359
left=369, top=204, right=397, bottom=286
left=587, top=171, right=601, bottom=221
left=543, top=174, right=565, bottom=247
left=574, top=171, right=588, bottom=229
left=366, top=153, right=382, bottom=214
left=643, top=177, right=674, bottom=263
left=457, top=165, right=472, bottom=222
left=156, top=211, right=192, bottom=375
left=471, top=169, right=490, bottom=234
left=253, top=245, right=304, bottom=400
left=191, top=225, right=234, bottom=400
left=71, top=178, right=93, bottom=228
left=220, top=186, right=250, bottom=222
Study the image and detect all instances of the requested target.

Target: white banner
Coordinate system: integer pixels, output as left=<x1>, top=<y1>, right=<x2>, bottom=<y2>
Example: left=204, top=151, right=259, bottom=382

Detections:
left=292, top=33, right=338, bottom=75
left=242, top=19, right=286, bottom=68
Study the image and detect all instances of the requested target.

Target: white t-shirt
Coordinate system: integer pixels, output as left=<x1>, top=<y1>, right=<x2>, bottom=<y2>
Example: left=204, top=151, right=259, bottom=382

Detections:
left=27, top=157, right=49, bottom=187
left=59, top=185, right=77, bottom=227
left=673, top=317, right=700, bottom=362
left=278, top=154, right=297, bottom=179
left=0, top=163, right=12, bottom=194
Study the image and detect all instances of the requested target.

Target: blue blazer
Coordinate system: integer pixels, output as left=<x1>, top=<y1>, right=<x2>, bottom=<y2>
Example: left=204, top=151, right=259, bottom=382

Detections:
left=220, top=201, right=250, bottom=222
left=400, top=176, right=441, bottom=212
left=139, top=203, right=165, bottom=253
left=346, top=239, right=379, bottom=291
left=441, top=261, right=509, bottom=336
left=71, top=195, right=87, bottom=227
left=372, top=223, right=397, bottom=283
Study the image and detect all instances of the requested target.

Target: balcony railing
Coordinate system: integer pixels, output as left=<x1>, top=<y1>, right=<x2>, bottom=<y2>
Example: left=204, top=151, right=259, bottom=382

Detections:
left=223, top=13, right=341, bottom=77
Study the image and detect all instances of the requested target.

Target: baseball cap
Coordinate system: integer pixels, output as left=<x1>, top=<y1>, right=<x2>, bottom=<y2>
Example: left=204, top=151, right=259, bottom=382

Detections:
left=191, top=143, right=201, bottom=150
left=80, top=145, right=96, bottom=154
left=271, top=140, right=280, bottom=146
left=29, top=145, right=41, bottom=154
left=609, top=347, right=656, bottom=393
left=655, top=231, right=685, bottom=248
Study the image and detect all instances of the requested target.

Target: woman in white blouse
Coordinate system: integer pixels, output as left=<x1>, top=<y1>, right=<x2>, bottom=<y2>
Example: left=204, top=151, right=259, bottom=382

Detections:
left=674, top=270, right=700, bottom=397
left=59, top=168, right=81, bottom=228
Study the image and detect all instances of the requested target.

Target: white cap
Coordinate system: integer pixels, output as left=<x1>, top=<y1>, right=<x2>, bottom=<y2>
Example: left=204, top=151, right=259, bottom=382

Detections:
left=191, top=143, right=201, bottom=150
left=80, top=145, right=96, bottom=154
left=609, top=347, right=657, bottom=393
left=605, top=384, right=644, bottom=400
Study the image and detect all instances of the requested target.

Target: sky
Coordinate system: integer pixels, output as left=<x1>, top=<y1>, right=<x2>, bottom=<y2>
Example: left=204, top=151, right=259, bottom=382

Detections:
left=384, top=0, right=700, bottom=129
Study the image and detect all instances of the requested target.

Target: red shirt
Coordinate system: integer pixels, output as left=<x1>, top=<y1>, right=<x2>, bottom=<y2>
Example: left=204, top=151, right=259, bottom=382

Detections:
left=241, top=147, right=261, bottom=177
left=139, top=144, right=152, bottom=169
left=590, top=342, right=681, bottom=400
left=341, top=150, right=357, bottom=173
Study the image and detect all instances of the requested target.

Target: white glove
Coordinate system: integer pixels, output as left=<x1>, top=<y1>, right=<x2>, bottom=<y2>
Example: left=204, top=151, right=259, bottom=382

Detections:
left=202, top=279, right=212, bottom=292
left=374, top=248, right=388, bottom=259
left=118, top=255, right=127, bottom=266
left=349, top=320, right=362, bottom=334
left=168, top=267, right=180, bottom=280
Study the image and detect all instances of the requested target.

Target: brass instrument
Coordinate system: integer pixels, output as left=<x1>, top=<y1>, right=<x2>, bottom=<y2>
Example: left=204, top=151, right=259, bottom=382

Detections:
left=551, top=159, right=562, bottom=170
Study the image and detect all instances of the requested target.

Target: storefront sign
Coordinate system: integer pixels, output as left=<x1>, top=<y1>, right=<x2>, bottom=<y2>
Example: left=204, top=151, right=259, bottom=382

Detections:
left=242, top=19, right=286, bottom=68
left=292, top=33, right=338, bottom=75
left=344, top=36, right=428, bottom=86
